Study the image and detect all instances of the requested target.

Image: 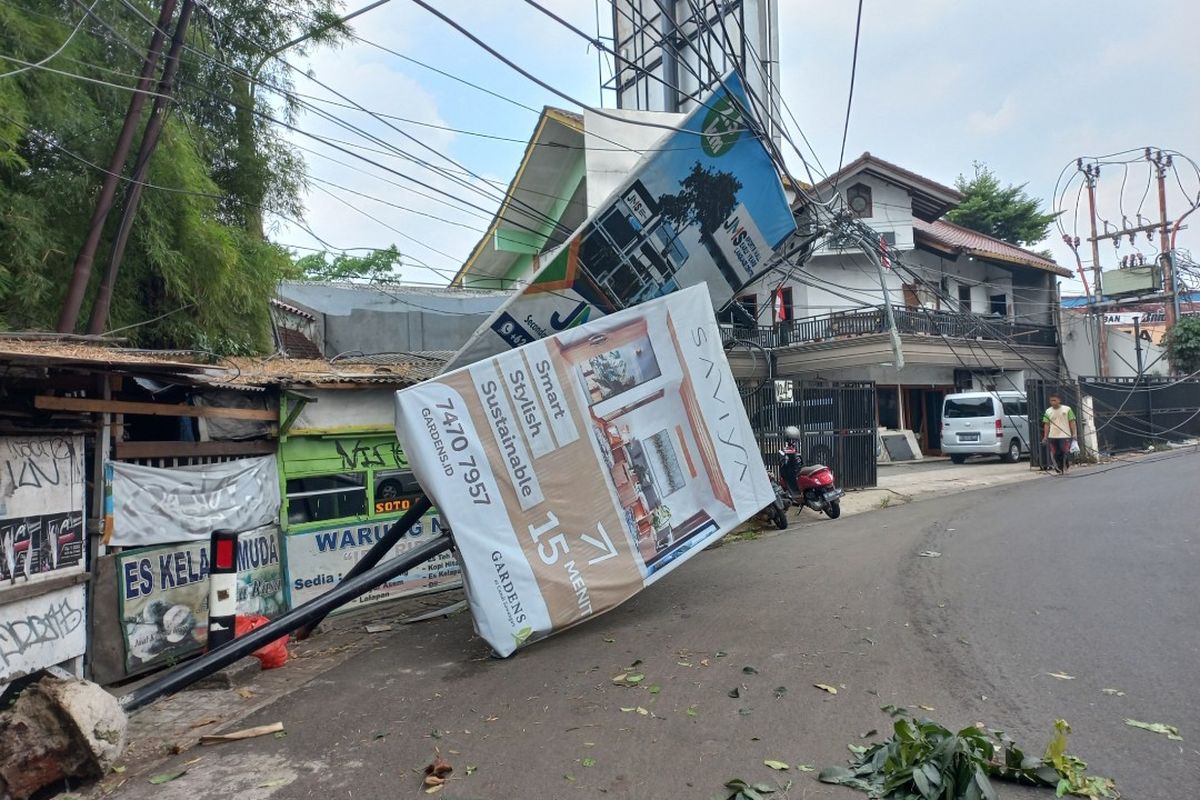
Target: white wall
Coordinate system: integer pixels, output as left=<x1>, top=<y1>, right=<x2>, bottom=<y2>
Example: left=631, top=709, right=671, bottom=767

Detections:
left=813, top=175, right=915, bottom=255
left=1060, top=309, right=1169, bottom=378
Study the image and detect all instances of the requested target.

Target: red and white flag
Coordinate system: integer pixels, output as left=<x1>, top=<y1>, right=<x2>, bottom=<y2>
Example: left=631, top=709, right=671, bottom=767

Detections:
left=879, top=235, right=891, bottom=270
left=774, top=286, right=788, bottom=323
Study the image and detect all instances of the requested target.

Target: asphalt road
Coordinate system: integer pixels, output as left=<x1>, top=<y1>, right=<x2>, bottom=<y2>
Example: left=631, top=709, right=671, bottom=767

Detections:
left=109, top=450, right=1200, bottom=800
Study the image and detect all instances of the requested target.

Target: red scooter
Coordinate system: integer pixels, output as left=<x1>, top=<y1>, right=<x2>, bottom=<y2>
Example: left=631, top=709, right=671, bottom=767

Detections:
left=773, top=426, right=843, bottom=520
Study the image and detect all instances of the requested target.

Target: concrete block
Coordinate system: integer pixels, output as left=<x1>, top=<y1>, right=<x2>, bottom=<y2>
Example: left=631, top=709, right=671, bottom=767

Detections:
left=193, top=656, right=261, bottom=691
left=0, top=677, right=127, bottom=800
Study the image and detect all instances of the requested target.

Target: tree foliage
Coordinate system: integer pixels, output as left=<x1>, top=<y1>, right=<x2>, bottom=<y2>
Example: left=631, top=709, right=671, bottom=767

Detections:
left=288, top=246, right=403, bottom=283
left=1164, top=315, right=1200, bottom=374
left=658, top=161, right=743, bottom=237
left=945, top=162, right=1058, bottom=248
left=0, top=0, right=345, bottom=352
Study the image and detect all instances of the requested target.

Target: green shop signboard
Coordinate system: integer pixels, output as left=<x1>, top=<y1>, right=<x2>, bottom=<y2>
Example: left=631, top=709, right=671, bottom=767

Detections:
left=279, top=432, right=462, bottom=613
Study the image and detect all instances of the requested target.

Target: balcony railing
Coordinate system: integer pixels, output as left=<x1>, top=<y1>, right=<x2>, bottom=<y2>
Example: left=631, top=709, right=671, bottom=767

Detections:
left=720, top=305, right=1057, bottom=350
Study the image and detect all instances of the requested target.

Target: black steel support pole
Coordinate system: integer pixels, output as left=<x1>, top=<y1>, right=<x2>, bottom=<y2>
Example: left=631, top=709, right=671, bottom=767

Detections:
left=118, top=532, right=451, bottom=713
left=295, top=494, right=433, bottom=639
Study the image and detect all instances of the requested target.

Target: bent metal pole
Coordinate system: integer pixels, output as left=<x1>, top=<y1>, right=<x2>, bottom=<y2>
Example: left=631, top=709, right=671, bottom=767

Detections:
left=119, top=527, right=450, bottom=713
left=295, top=494, right=433, bottom=639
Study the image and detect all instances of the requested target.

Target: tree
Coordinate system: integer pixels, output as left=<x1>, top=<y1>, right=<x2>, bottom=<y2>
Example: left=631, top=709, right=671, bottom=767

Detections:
left=288, top=247, right=403, bottom=283
left=1164, top=316, right=1200, bottom=375
left=0, top=0, right=345, bottom=353
left=945, top=162, right=1058, bottom=248
left=658, top=161, right=743, bottom=238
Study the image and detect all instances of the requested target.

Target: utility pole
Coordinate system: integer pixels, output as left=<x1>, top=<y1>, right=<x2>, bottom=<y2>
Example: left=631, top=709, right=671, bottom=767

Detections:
left=85, top=0, right=196, bottom=336
left=1133, top=317, right=1144, bottom=377
left=56, top=0, right=179, bottom=333
left=1147, top=148, right=1178, bottom=329
left=1079, top=159, right=1109, bottom=377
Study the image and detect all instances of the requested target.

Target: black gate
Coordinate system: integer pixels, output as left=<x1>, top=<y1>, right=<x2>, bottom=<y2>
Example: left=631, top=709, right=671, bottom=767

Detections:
left=1079, top=375, right=1200, bottom=452
left=739, top=379, right=878, bottom=489
left=1024, top=379, right=1081, bottom=470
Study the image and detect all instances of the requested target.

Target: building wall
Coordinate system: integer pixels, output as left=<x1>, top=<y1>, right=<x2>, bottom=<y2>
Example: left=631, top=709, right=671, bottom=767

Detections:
left=813, top=176, right=916, bottom=256
left=1060, top=309, right=1169, bottom=378
left=277, top=283, right=506, bottom=356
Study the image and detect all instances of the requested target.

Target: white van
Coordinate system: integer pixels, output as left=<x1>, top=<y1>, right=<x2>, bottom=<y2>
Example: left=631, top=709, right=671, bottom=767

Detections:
left=941, top=391, right=1030, bottom=464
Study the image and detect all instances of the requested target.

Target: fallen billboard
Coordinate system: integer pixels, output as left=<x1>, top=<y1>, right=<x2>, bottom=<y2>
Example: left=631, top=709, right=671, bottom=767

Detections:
left=395, top=285, right=772, bottom=656
left=444, top=71, right=794, bottom=371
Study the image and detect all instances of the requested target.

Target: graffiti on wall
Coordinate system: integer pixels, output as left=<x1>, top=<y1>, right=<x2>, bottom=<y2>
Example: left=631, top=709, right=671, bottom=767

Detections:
left=1, top=435, right=86, bottom=585
left=0, top=584, right=87, bottom=680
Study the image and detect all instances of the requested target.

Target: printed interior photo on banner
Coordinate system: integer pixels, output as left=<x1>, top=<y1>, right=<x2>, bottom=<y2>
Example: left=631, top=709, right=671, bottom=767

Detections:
left=560, top=315, right=732, bottom=574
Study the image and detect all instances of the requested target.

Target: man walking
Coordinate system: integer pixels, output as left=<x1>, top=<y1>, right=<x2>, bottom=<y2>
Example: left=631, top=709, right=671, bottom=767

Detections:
left=1041, top=394, right=1077, bottom=473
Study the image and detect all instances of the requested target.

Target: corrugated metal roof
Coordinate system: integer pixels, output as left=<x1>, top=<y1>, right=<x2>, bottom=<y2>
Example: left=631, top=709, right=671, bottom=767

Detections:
left=0, top=338, right=442, bottom=388
left=913, top=218, right=1071, bottom=276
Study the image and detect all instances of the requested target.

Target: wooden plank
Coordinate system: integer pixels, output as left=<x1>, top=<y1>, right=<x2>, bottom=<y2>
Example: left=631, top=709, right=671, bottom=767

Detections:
left=114, top=439, right=276, bottom=459
left=35, top=395, right=277, bottom=420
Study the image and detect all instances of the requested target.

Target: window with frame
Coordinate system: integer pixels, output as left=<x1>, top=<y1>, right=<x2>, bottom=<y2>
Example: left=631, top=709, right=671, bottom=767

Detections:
left=286, top=474, right=367, bottom=525
left=1001, top=400, right=1027, bottom=417
left=957, top=284, right=973, bottom=313
left=989, top=294, right=1008, bottom=316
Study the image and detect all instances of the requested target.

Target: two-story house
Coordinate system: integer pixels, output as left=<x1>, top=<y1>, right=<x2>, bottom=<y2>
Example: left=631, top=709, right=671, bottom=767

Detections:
left=725, top=153, right=1071, bottom=455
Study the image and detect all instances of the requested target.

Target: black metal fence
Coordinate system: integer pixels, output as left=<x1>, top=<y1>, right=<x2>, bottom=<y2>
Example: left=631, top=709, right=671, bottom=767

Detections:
left=720, top=305, right=1057, bottom=350
left=1027, top=376, right=1200, bottom=462
left=738, top=379, right=878, bottom=489
left=1079, top=375, right=1200, bottom=452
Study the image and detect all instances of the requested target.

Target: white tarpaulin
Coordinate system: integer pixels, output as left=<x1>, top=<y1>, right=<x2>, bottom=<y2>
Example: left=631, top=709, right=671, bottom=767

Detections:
left=107, top=455, right=281, bottom=546
left=395, top=286, right=772, bottom=656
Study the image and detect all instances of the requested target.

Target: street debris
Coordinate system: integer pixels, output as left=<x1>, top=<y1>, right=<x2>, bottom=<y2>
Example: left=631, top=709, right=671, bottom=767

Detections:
left=729, top=686, right=742, bottom=698
left=581, top=757, right=596, bottom=767
left=773, top=686, right=787, bottom=699
left=814, top=683, right=838, bottom=695
left=1124, top=719, right=1183, bottom=740
left=422, top=755, right=453, bottom=793
left=0, top=678, right=128, bottom=800
left=720, top=777, right=790, bottom=800
left=363, top=623, right=393, bottom=633
left=611, top=672, right=645, bottom=686
left=819, top=716, right=1119, bottom=799
left=918, top=550, right=942, bottom=558
left=763, top=759, right=789, bottom=771
left=257, top=778, right=289, bottom=788
left=686, top=705, right=699, bottom=717
left=148, top=770, right=187, bottom=785
left=199, top=721, right=284, bottom=745
left=1047, top=671, right=1077, bottom=680
left=1101, top=688, right=1125, bottom=697
left=743, top=665, right=759, bottom=674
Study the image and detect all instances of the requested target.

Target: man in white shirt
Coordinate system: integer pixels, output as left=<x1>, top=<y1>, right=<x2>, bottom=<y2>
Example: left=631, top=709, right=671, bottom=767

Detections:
left=1041, top=394, right=1077, bottom=473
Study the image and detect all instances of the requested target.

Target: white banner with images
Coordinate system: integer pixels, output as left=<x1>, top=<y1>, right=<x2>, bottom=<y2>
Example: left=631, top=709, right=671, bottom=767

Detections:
left=395, top=286, right=772, bottom=656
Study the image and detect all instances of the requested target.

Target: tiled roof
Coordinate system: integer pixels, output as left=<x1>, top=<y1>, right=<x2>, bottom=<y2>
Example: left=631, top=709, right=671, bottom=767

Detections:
left=913, top=218, right=1072, bottom=277
left=278, top=327, right=323, bottom=360
left=269, top=297, right=316, bottom=320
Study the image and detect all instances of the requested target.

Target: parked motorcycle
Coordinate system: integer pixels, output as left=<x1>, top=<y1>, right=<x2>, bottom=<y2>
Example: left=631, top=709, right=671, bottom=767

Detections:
left=775, top=425, right=844, bottom=520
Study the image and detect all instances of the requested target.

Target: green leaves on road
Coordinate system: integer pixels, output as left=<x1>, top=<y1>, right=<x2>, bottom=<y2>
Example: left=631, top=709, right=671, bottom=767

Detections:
left=1124, top=719, right=1182, bottom=740
left=148, top=770, right=187, bottom=785
left=817, top=716, right=1119, bottom=799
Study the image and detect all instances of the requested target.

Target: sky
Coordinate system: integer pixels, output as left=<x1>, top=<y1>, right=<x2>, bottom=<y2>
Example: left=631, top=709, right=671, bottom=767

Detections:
left=277, top=0, right=1200, bottom=294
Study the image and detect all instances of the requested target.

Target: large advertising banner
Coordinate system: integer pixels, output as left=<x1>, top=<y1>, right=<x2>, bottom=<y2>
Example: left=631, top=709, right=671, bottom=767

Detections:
left=116, top=526, right=285, bottom=672
left=284, top=510, right=461, bottom=611
left=444, top=72, right=795, bottom=371
left=0, top=435, right=86, bottom=585
left=396, top=286, right=772, bottom=656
